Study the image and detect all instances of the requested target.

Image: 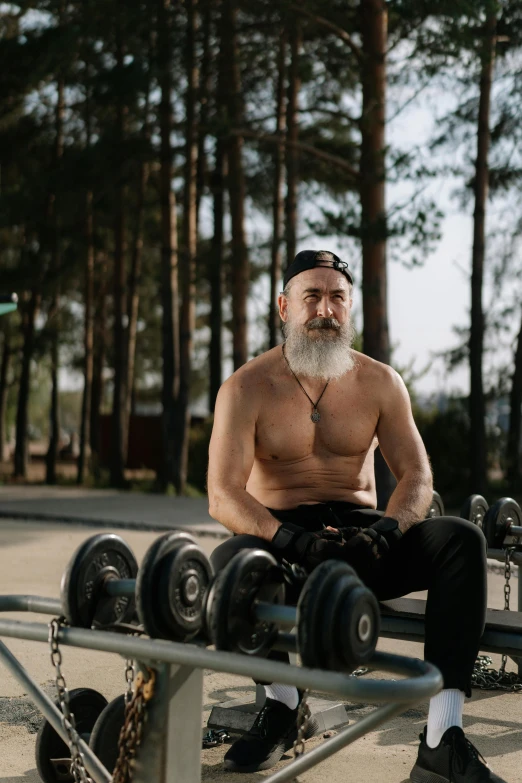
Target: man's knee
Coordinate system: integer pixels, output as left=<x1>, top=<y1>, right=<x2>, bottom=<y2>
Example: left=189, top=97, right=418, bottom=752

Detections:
left=210, top=534, right=274, bottom=573
left=422, top=515, right=487, bottom=563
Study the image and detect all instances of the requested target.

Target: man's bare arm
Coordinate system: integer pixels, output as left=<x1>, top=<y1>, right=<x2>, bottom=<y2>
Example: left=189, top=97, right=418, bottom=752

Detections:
left=376, top=368, right=433, bottom=532
left=207, top=375, right=281, bottom=540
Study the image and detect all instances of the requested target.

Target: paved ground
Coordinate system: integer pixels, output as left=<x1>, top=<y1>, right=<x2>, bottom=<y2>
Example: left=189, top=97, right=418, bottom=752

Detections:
left=0, top=490, right=520, bottom=783
left=0, top=485, right=225, bottom=538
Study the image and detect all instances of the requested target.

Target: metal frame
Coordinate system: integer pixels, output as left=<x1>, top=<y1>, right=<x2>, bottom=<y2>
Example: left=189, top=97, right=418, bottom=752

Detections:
left=0, top=593, right=442, bottom=783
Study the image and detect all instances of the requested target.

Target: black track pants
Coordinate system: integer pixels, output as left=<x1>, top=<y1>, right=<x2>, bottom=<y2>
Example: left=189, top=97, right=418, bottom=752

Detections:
left=210, top=502, right=487, bottom=696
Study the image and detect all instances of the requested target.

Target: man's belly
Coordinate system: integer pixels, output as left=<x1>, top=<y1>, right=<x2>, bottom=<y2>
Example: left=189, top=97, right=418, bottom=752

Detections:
left=245, top=453, right=378, bottom=510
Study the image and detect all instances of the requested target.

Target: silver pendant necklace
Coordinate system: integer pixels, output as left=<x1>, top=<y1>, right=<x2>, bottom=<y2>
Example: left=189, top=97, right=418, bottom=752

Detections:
left=282, top=344, right=330, bottom=423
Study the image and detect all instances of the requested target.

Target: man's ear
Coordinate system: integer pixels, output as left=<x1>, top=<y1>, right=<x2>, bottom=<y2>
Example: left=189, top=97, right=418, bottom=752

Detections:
left=278, top=293, right=288, bottom=321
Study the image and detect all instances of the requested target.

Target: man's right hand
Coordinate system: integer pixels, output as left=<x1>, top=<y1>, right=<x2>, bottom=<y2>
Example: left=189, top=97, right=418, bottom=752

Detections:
left=271, top=522, right=347, bottom=571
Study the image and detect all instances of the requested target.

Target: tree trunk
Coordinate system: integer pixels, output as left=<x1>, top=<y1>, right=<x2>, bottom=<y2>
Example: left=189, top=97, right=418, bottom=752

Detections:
left=77, top=189, right=95, bottom=484
left=359, top=0, right=394, bottom=505
left=469, top=13, right=496, bottom=495
left=0, top=330, right=12, bottom=462
left=208, top=141, right=225, bottom=414
left=269, top=32, right=287, bottom=349
left=158, top=0, right=180, bottom=490
left=284, top=20, right=301, bottom=266
left=45, top=73, right=65, bottom=485
left=175, top=0, right=199, bottom=494
left=14, top=290, right=39, bottom=478
left=360, top=0, right=389, bottom=365
left=196, top=0, right=212, bottom=221
left=90, top=254, right=108, bottom=479
left=45, top=305, right=60, bottom=485
left=506, top=311, right=522, bottom=489
left=221, top=0, right=248, bottom=370
left=124, top=76, right=151, bottom=458
left=110, top=25, right=128, bottom=488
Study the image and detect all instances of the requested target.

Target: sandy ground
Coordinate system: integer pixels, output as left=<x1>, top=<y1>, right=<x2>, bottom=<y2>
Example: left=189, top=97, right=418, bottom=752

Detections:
left=0, top=520, right=520, bottom=783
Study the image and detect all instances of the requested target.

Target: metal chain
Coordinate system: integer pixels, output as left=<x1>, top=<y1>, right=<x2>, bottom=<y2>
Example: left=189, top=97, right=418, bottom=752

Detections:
left=293, top=689, right=311, bottom=759
left=471, top=547, right=522, bottom=692
left=290, top=689, right=311, bottom=783
left=124, top=660, right=135, bottom=706
left=49, top=618, right=94, bottom=783
left=112, top=667, right=156, bottom=783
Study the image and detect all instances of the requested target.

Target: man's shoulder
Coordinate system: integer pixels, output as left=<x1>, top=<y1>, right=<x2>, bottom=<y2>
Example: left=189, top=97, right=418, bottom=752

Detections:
left=352, top=352, right=405, bottom=389
left=220, top=347, right=281, bottom=396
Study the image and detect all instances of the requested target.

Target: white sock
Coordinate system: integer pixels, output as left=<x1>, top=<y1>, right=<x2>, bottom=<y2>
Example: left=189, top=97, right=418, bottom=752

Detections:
left=426, top=689, right=465, bottom=748
left=264, top=684, right=299, bottom=710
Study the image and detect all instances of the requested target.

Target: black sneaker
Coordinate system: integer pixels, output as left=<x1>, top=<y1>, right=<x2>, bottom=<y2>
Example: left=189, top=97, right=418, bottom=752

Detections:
left=410, top=726, right=508, bottom=783
left=223, top=697, right=314, bottom=773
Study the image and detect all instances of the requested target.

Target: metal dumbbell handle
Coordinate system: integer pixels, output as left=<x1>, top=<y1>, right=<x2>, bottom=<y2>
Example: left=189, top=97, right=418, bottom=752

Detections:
left=255, top=600, right=374, bottom=648
left=254, top=601, right=297, bottom=628
left=103, top=578, right=136, bottom=597
left=508, top=524, right=522, bottom=537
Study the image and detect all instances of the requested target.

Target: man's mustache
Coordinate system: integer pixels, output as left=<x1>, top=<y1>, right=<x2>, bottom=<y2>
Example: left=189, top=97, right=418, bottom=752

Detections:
left=306, top=317, right=341, bottom=331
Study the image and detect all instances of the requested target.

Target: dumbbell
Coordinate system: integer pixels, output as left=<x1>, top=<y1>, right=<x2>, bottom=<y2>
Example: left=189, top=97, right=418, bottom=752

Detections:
left=482, top=498, right=522, bottom=549
left=61, top=531, right=212, bottom=641
left=427, top=491, right=445, bottom=518
left=206, top=549, right=380, bottom=672
left=35, top=688, right=108, bottom=783
left=460, top=495, right=489, bottom=529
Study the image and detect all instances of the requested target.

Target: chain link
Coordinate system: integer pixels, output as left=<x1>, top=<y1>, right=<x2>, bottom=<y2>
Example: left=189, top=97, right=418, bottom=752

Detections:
left=471, top=547, right=522, bottom=692
left=112, top=668, right=156, bottom=783
left=49, top=618, right=94, bottom=783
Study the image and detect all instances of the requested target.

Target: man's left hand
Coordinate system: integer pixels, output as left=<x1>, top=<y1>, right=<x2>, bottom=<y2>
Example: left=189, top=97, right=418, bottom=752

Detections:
left=324, top=517, right=402, bottom=583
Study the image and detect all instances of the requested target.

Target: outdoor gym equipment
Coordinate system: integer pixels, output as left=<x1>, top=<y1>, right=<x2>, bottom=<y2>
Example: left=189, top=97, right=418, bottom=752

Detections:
left=482, top=498, right=522, bottom=549
left=460, top=494, right=489, bottom=529
left=207, top=551, right=380, bottom=672
left=427, top=491, right=444, bottom=517
left=0, top=531, right=443, bottom=783
left=61, top=531, right=212, bottom=641
left=0, top=292, right=17, bottom=316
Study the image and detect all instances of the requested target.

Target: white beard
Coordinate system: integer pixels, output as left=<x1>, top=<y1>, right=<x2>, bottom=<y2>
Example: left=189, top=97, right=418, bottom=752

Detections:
left=282, top=316, right=357, bottom=380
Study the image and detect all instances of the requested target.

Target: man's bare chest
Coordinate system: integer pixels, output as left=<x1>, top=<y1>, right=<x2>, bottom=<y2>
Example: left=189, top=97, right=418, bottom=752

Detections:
left=254, top=381, right=379, bottom=463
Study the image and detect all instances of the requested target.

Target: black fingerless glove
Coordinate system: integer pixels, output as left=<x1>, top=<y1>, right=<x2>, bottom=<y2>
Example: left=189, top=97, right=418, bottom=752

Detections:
left=368, top=516, right=402, bottom=551
left=271, top=522, right=345, bottom=570
left=335, top=517, right=402, bottom=583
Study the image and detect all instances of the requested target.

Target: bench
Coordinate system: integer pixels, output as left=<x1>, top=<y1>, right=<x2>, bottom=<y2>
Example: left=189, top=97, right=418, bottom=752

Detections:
left=380, top=598, right=522, bottom=659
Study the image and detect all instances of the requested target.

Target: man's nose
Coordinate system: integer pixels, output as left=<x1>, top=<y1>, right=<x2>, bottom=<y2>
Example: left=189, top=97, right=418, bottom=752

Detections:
left=316, top=297, right=333, bottom=317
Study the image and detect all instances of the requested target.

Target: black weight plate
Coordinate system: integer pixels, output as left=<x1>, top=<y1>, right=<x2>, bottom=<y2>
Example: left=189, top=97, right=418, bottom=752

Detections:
left=337, top=582, right=380, bottom=670
left=297, top=560, right=357, bottom=670
left=89, top=694, right=125, bottom=775
left=61, top=534, right=138, bottom=628
left=209, top=549, right=285, bottom=656
left=483, top=497, right=522, bottom=548
left=35, top=688, right=108, bottom=783
left=319, top=568, right=362, bottom=672
left=427, top=491, right=445, bottom=518
left=460, top=495, right=489, bottom=529
left=136, top=531, right=213, bottom=641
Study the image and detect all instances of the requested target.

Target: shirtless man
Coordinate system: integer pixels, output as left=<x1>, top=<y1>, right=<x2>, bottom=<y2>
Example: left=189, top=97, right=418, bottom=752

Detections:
left=207, top=250, right=505, bottom=783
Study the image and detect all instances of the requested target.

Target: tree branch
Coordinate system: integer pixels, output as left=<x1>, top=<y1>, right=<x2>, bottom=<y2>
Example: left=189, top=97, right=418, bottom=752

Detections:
left=232, top=128, right=360, bottom=180
left=289, top=5, right=362, bottom=62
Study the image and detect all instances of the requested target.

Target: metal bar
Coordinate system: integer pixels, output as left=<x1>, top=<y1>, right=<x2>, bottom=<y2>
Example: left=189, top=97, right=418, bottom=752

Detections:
left=273, top=632, right=298, bottom=653
left=255, top=601, right=296, bottom=628
left=510, top=525, right=522, bottom=537
left=0, top=595, right=63, bottom=615
left=0, top=640, right=111, bottom=783
left=488, top=549, right=522, bottom=565
left=264, top=701, right=406, bottom=783
left=0, top=617, right=442, bottom=703
left=104, top=579, right=136, bottom=597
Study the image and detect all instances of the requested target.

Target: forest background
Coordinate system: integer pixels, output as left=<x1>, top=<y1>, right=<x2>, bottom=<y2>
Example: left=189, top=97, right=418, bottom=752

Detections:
left=1, top=0, right=522, bottom=507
